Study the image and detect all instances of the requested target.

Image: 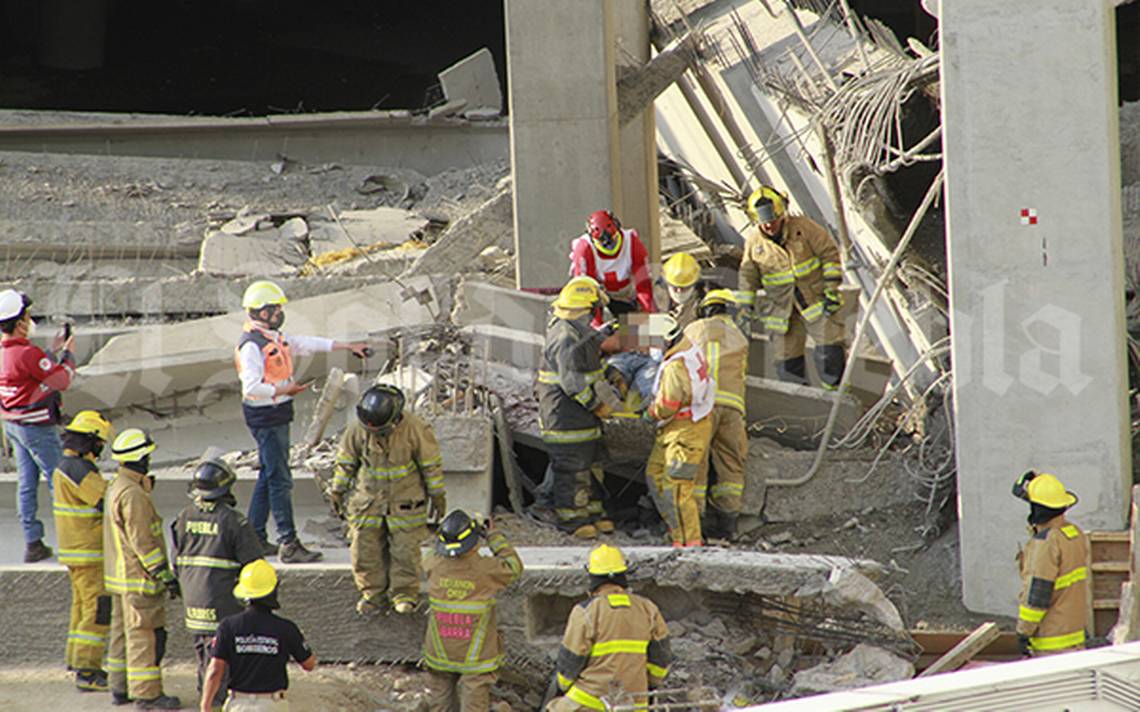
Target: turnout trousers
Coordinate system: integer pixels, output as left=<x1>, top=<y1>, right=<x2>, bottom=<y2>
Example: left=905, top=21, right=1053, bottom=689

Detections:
left=107, top=592, right=167, bottom=700
left=350, top=514, right=427, bottom=607
left=66, top=564, right=110, bottom=671
left=424, top=670, right=497, bottom=712
left=696, top=406, right=747, bottom=515
left=646, top=417, right=713, bottom=546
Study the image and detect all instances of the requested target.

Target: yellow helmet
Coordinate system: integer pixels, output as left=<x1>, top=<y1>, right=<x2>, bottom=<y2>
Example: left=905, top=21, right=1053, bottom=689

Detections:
left=700, top=289, right=738, bottom=309
left=65, top=410, right=113, bottom=442
left=554, top=276, right=609, bottom=311
left=233, top=559, right=278, bottom=600
left=111, top=428, right=156, bottom=463
left=1026, top=473, right=1078, bottom=509
left=586, top=543, right=628, bottom=576
left=242, top=280, right=288, bottom=310
left=663, top=253, right=700, bottom=288
left=746, top=185, right=788, bottom=225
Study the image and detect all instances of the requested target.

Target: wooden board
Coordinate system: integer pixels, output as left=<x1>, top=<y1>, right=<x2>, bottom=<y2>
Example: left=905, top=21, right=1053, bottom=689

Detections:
left=916, top=622, right=1000, bottom=677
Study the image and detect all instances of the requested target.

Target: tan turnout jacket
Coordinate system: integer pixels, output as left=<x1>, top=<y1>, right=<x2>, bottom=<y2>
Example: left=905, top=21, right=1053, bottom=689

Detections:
left=737, top=216, right=842, bottom=334
left=684, top=314, right=748, bottom=413
left=331, top=415, right=445, bottom=531
left=422, top=530, right=523, bottom=675
left=103, top=467, right=170, bottom=596
left=555, top=583, right=671, bottom=710
left=1016, top=517, right=1093, bottom=654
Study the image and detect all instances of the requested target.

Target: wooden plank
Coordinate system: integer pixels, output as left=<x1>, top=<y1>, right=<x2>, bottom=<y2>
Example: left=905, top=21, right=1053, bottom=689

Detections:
left=1092, top=561, right=1130, bottom=573
left=1095, top=571, right=1129, bottom=600
left=1132, top=484, right=1140, bottom=576
left=916, top=622, right=1001, bottom=678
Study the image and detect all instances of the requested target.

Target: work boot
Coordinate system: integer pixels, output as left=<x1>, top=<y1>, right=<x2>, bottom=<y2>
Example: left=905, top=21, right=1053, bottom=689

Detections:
left=134, top=694, right=182, bottom=709
left=393, top=600, right=415, bottom=615
left=112, top=691, right=131, bottom=706
left=257, top=537, right=277, bottom=557
left=571, top=524, right=598, bottom=540
left=75, top=669, right=108, bottom=692
left=24, top=539, right=53, bottom=563
left=279, top=539, right=323, bottom=563
left=356, top=596, right=384, bottom=616
left=595, top=519, right=615, bottom=534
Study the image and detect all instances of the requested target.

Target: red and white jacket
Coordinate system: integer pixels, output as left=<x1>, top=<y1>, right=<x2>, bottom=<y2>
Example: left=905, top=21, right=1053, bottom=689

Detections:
left=568, top=228, right=655, bottom=313
left=0, top=338, right=74, bottom=425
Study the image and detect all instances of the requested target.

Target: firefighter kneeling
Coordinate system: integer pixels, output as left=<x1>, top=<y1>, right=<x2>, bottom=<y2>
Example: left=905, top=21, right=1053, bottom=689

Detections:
left=422, top=511, right=523, bottom=712
left=645, top=316, right=716, bottom=547
left=1012, top=471, right=1092, bottom=656
left=547, top=544, right=670, bottom=711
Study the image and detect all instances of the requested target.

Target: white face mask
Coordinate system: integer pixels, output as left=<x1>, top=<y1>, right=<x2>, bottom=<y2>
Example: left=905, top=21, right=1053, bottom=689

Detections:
left=668, top=285, right=695, bottom=305
left=25, top=318, right=36, bottom=338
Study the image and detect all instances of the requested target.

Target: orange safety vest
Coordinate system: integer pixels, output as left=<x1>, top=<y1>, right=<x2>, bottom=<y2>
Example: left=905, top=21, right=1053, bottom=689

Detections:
left=234, top=323, right=295, bottom=398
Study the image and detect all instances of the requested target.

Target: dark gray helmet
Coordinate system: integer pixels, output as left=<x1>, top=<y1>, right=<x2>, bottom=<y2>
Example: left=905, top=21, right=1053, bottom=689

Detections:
left=436, top=510, right=482, bottom=558
left=357, top=384, right=405, bottom=434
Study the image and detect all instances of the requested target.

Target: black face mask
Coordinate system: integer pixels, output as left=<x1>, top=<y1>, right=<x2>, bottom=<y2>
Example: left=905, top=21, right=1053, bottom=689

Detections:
left=125, top=455, right=151, bottom=477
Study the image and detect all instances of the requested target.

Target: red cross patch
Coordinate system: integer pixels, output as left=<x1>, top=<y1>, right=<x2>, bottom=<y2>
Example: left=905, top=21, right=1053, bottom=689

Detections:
left=1020, top=208, right=1038, bottom=226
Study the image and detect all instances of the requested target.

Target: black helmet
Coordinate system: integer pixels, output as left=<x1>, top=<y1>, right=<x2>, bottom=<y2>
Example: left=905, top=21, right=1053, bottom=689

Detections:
left=357, top=384, right=405, bottom=433
left=436, top=510, right=482, bottom=558
left=189, top=455, right=238, bottom=501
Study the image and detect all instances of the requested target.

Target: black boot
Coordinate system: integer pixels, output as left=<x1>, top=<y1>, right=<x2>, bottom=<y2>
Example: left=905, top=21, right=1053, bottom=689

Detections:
left=776, top=356, right=809, bottom=385
left=813, top=343, right=847, bottom=390
left=24, top=539, right=53, bottom=563
left=135, top=694, right=182, bottom=709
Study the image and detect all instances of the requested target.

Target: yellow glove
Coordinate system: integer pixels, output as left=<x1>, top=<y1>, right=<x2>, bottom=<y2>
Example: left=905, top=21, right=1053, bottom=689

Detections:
left=594, top=402, right=614, bottom=419
left=822, top=285, right=843, bottom=315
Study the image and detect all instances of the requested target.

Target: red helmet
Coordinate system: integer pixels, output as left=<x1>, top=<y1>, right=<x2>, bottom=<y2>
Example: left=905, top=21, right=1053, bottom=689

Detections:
left=586, top=210, right=622, bottom=257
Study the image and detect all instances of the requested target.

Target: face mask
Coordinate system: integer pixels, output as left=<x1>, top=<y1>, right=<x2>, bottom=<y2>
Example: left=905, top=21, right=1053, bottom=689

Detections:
left=25, top=318, right=36, bottom=338
left=668, top=285, right=695, bottom=305
left=269, top=310, right=285, bottom=330
left=147, top=475, right=156, bottom=490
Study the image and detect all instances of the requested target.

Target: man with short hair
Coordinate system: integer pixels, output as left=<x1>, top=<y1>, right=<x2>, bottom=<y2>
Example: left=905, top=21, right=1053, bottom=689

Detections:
left=173, top=449, right=264, bottom=708
left=235, top=280, right=369, bottom=563
left=201, top=560, right=317, bottom=712
left=0, top=288, right=75, bottom=562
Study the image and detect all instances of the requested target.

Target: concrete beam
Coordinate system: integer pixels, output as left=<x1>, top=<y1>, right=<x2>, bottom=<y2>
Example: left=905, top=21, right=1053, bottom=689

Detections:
left=941, top=0, right=1130, bottom=614
left=616, top=32, right=698, bottom=126
left=0, top=112, right=508, bottom=176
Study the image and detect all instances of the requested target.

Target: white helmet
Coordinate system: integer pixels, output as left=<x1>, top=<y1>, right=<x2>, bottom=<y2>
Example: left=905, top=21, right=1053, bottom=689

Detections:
left=0, top=290, right=28, bottom=321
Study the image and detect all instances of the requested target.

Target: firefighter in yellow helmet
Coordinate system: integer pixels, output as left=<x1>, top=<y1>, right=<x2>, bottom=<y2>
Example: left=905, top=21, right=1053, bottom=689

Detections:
left=644, top=315, right=716, bottom=547
left=103, top=428, right=181, bottom=709
left=738, top=186, right=847, bottom=389
left=536, top=277, right=623, bottom=539
left=656, top=252, right=706, bottom=330
left=684, top=290, right=749, bottom=539
left=546, top=545, right=670, bottom=711
left=236, top=280, right=370, bottom=563
left=1011, top=471, right=1092, bottom=656
left=52, top=410, right=114, bottom=691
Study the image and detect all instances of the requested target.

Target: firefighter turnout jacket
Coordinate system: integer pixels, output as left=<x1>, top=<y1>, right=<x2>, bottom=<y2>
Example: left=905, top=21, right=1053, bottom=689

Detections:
left=330, top=415, right=445, bottom=531
left=648, top=340, right=715, bottom=428
left=737, top=216, right=842, bottom=334
left=422, top=530, right=524, bottom=675
left=554, top=582, right=671, bottom=710
left=684, top=314, right=748, bottom=414
left=537, top=315, right=608, bottom=446
left=1017, top=517, right=1093, bottom=654
left=171, top=500, right=263, bottom=633
left=104, top=467, right=171, bottom=596
left=53, top=452, right=107, bottom=566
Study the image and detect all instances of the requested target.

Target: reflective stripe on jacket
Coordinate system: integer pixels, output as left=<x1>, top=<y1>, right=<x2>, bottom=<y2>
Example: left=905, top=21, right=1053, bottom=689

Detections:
left=649, top=339, right=714, bottom=424
left=171, top=501, right=263, bottom=633
left=684, top=315, right=748, bottom=413
left=537, top=315, right=606, bottom=444
left=1016, top=518, right=1092, bottom=652
left=103, top=467, right=168, bottom=596
left=555, top=583, right=671, bottom=709
left=53, top=453, right=106, bottom=565
left=421, top=530, right=523, bottom=674
left=330, top=415, right=444, bottom=529
left=737, top=216, right=842, bottom=333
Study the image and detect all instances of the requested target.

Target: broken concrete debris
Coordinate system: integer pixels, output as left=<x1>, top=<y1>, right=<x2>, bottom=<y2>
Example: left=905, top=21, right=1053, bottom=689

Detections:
left=790, top=643, right=915, bottom=695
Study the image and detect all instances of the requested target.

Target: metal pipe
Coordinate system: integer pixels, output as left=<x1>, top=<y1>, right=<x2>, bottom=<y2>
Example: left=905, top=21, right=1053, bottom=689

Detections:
left=766, top=169, right=944, bottom=488
left=837, top=0, right=871, bottom=72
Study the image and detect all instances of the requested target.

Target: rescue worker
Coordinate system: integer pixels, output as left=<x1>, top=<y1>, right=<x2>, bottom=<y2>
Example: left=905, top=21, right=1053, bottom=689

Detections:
left=547, top=544, right=670, bottom=711
left=52, top=409, right=114, bottom=692
left=201, top=560, right=317, bottom=712
left=569, top=210, right=654, bottom=320
left=644, top=316, right=715, bottom=548
left=657, top=252, right=707, bottom=330
left=537, top=277, right=623, bottom=539
left=235, top=280, right=370, bottom=563
left=103, top=428, right=182, bottom=709
left=684, top=289, right=749, bottom=540
left=172, top=450, right=264, bottom=708
left=1012, top=471, right=1093, bottom=656
left=0, top=288, right=75, bottom=562
left=329, top=384, right=446, bottom=615
left=737, top=187, right=847, bottom=389
left=422, top=511, right=523, bottom=711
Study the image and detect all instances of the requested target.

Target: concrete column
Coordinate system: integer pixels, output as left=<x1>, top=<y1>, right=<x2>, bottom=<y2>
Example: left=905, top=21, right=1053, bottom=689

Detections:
left=941, top=1, right=1129, bottom=614
left=506, top=0, right=659, bottom=289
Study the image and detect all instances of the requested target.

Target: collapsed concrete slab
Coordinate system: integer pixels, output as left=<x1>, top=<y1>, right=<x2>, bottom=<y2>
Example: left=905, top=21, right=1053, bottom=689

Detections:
left=438, top=48, right=503, bottom=115
left=0, top=546, right=888, bottom=665
left=403, top=183, right=513, bottom=278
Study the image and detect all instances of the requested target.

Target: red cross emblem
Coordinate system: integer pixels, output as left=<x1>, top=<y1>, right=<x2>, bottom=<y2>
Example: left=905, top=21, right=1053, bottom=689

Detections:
left=1020, top=208, right=1038, bottom=226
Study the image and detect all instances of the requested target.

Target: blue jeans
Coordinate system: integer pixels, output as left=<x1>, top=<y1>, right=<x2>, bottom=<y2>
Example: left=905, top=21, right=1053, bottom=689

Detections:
left=4, top=421, right=62, bottom=544
left=606, top=352, right=660, bottom=406
left=247, top=423, right=296, bottom=545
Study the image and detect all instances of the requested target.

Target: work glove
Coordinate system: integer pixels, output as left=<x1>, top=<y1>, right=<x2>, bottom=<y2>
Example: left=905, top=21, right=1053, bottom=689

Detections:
left=154, top=566, right=181, bottom=600
left=593, top=402, right=614, bottom=419
left=328, top=490, right=345, bottom=518
left=429, top=493, right=447, bottom=521
left=822, top=285, right=844, bottom=315
left=599, top=320, right=619, bottom=338
left=1017, top=634, right=1031, bottom=657
left=594, top=380, right=623, bottom=413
